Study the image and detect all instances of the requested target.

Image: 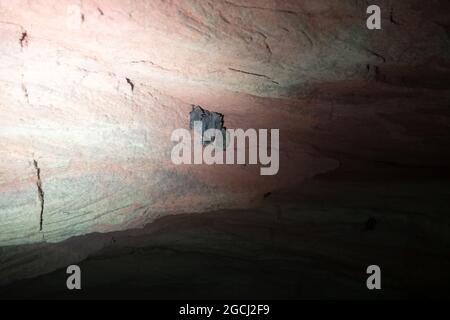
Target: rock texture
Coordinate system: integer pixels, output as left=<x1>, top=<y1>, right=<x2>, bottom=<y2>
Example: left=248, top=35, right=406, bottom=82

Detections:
left=1, top=180, right=450, bottom=298
left=0, top=0, right=449, bottom=252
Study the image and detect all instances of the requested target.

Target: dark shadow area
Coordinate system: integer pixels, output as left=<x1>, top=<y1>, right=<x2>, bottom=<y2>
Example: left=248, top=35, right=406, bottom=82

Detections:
left=1, top=163, right=449, bottom=300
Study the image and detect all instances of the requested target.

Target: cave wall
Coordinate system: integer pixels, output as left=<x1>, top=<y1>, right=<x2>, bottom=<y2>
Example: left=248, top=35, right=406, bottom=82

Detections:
left=0, top=0, right=449, bottom=246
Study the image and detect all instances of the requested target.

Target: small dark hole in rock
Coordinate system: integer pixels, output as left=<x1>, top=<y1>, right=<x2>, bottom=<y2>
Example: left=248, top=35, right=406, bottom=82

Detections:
left=264, top=192, right=272, bottom=199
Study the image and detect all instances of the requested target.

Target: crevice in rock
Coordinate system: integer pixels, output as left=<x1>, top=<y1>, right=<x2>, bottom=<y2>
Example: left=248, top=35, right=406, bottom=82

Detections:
left=19, top=30, right=29, bottom=105
left=334, top=34, right=387, bottom=64
left=129, top=60, right=180, bottom=73
left=255, top=31, right=272, bottom=62
left=228, top=67, right=279, bottom=85
left=218, top=11, right=230, bottom=24
left=80, top=0, right=86, bottom=23
left=178, top=7, right=213, bottom=37
left=33, top=159, right=45, bottom=232
left=300, top=30, right=314, bottom=47
left=0, top=21, right=28, bottom=50
left=390, top=7, right=400, bottom=25
left=0, top=20, right=26, bottom=32
left=224, top=1, right=298, bottom=16
left=19, top=31, right=28, bottom=48
left=126, top=78, right=135, bottom=92
left=21, top=81, right=30, bottom=104
left=364, top=48, right=387, bottom=64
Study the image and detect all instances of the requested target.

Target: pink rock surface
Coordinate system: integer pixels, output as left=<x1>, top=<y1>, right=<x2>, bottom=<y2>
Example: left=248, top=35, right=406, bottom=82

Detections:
left=0, top=0, right=449, bottom=245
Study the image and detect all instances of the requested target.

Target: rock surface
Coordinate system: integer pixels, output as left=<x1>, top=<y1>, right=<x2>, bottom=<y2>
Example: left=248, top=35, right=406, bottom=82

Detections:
left=0, top=0, right=449, bottom=249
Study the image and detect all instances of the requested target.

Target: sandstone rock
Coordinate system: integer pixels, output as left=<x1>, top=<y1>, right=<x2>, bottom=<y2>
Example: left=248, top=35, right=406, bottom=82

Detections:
left=0, top=0, right=449, bottom=247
